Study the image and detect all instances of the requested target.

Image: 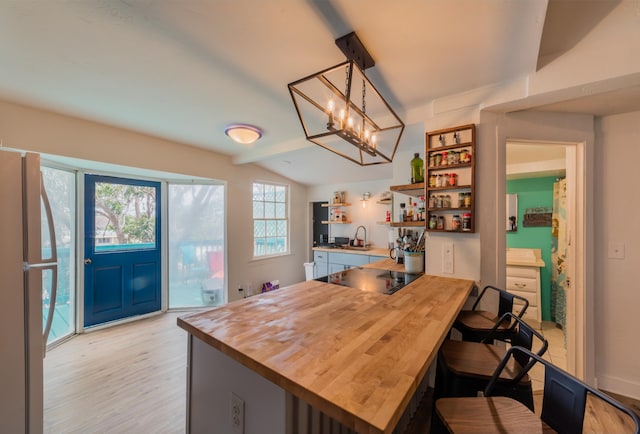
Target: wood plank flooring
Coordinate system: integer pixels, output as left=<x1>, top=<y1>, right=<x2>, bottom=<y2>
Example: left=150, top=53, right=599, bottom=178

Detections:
left=44, top=311, right=639, bottom=433
left=44, top=312, right=188, bottom=433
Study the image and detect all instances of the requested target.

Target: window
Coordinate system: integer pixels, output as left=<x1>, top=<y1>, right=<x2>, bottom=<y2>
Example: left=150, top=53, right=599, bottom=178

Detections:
left=168, top=183, right=225, bottom=308
left=253, top=182, right=288, bottom=257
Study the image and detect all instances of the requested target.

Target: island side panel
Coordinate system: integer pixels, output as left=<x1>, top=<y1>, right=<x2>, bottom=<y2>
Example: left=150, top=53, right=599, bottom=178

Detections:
left=188, top=334, right=286, bottom=434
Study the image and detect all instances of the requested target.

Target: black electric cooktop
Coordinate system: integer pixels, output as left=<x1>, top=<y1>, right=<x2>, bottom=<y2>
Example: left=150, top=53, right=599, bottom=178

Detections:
left=315, top=267, right=422, bottom=295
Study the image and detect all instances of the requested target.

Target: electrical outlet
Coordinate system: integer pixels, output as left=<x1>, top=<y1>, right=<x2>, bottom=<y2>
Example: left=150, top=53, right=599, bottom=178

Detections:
left=442, top=242, right=454, bottom=274
left=230, top=392, right=244, bottom=434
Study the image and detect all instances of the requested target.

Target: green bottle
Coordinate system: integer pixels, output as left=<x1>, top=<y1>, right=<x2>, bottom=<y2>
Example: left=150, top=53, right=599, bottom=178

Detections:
left=411, top=153, right=424, bottom=183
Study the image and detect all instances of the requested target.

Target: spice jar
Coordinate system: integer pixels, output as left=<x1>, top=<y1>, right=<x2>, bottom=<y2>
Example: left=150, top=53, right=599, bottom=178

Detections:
left=429, top=173, right=437, bottom=188
left=429, top=215, right=437, bottom=229
left=457, top=193, right=465, bottom=208
left=436, top=195, right=444, bottom=208
left=448, top=173, right=457, bottom=186
left=441, top=151, right=448, bottom=166
left=429, top=154, right=436, bottom=167
left=463, top=192, right=471, bottom=208
left=437, top=216, right=445, bottom=230
left=448, top=151, right=456, bottom=165
left=434, top=153, right=442, bottom=166
left=460, top=149, right=468, bottom=163
left=462, top=213, right=472, bottom=231
left=428, top=195, right=437, bottom=209
left=444, top=194, right=451, bottom=208
left=452, top=215, right=461, bottom=230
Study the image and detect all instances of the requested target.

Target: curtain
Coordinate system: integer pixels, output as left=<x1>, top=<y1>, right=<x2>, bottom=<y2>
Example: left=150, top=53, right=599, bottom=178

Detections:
left=550, top=178, right=567, bottom=336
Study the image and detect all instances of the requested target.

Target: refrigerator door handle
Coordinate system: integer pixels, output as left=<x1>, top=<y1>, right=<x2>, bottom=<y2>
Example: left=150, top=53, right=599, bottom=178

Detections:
left=39, top=172, right=58, bottom=353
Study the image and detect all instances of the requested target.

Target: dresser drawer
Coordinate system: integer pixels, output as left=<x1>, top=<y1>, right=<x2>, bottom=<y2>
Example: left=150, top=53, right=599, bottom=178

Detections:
left=506, top=276, right=537, bottom=295
left=506, top=266, right=538, bottom=278
left=512, top=290, right=538, bottom=307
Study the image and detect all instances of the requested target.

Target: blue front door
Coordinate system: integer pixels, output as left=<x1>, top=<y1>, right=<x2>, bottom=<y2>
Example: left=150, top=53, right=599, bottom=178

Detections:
left=84, top=175, right=161, bottom=327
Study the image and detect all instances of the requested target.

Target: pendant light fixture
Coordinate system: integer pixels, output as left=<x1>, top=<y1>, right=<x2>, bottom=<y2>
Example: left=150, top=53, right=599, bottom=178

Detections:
left=288, top=32, right=404, bottom=166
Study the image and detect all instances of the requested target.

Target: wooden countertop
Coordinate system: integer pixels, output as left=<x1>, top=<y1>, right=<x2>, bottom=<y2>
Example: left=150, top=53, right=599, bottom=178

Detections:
left=313, top=246, right=389, bottom=257
left=178, top=260, right=474, bottom=434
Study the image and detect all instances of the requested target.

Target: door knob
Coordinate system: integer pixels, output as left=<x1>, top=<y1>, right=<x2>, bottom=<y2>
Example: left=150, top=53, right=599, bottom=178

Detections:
left=84, top=258, right=92, bottom=265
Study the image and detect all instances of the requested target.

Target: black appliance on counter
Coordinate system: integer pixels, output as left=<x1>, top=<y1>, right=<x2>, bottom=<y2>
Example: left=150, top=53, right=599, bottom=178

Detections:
left=315, top=267, right=422, bottom=295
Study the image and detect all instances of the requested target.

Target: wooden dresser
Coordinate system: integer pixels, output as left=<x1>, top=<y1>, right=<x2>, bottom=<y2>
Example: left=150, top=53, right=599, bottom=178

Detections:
left=506, top=248, right=545, bottom=329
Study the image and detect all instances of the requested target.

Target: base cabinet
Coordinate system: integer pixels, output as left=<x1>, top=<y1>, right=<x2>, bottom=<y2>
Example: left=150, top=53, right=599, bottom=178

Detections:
left=506, top=265, right=542, bottom=328
left=313, top=251, right=387, bottom=278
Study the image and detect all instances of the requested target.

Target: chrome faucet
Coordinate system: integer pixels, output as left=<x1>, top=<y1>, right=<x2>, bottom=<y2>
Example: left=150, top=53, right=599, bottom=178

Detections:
left=353, top=225, right=367, bottom=247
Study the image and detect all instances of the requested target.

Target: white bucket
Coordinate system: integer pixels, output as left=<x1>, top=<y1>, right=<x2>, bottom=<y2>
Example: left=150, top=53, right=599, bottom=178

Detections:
left=304, top=262, right=315, bottom=281
left=404, top=251, right=424, bottom=274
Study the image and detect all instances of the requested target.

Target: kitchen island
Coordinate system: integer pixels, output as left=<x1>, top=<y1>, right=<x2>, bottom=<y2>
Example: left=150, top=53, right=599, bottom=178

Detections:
left=177, top=259, right=474, bottom=433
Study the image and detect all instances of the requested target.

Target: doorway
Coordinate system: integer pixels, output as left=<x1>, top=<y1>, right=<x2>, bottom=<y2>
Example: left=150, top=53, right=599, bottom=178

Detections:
left=83, top=175, right=161, bottom=327
left=312, top=201, right=329, bottom=246
left=506, top=140, right=582, bottom=376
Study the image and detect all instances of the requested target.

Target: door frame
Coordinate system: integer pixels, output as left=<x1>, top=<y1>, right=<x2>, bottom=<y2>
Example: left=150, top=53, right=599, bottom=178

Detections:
left=505, top=139, right=586, bottom=379
left=76, top=171, right=168, bottom=333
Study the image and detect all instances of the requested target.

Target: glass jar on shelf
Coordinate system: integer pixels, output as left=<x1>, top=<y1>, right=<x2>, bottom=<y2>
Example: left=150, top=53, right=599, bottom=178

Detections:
left=452, top=215, right=461, bottom=230
left=429, top=214, right=437, bottom=229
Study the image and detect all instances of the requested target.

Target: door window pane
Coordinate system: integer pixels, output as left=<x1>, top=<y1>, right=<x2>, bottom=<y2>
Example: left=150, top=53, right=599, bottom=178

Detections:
left=41, top=166, right=76, bottom=345
left=168, top=184, right=225, bottom=308
left=94, top=182, right=156, bottom=251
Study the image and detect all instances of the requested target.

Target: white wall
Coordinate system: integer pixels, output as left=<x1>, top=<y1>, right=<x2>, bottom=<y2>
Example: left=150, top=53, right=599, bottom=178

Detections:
left=594, top=110, right=640, bottom=400
left=0, top=99, right=309, bottom=303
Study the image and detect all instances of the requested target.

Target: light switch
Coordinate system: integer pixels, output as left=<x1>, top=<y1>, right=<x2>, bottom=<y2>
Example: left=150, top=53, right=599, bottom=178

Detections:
left=442, top=242, right=454, bottom=273
left=608, top=242, right=625, bottom=259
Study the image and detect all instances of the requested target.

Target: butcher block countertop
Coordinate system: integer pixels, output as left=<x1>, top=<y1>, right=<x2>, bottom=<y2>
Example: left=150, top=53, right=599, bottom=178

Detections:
left=312, top=246, right=389, bottom=257
left=177, top=259, right=474, bottom=434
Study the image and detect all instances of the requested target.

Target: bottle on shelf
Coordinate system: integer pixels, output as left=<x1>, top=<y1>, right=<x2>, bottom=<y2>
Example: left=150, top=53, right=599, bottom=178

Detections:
left=410, top=153, right=424, bottom=183
left=399, top=203, right=406, bottom=222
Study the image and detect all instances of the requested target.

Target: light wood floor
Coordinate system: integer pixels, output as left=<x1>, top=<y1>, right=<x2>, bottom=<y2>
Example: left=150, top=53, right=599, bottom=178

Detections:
left=44, top=312, right=188, bottom=433
left=45, top=312, right=639, bottom=433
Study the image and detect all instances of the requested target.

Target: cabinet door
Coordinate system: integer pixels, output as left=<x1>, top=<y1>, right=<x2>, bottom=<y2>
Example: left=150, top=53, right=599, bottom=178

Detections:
left=329, top=263, right=349, bottom=274
left=313, top=252, right=329, bottom=278
left=328, top=252, right=369, bottom=267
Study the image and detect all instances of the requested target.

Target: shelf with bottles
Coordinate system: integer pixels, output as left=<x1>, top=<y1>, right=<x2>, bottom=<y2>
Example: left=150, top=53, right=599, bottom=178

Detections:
left=426, top=124, right=476, bottom=233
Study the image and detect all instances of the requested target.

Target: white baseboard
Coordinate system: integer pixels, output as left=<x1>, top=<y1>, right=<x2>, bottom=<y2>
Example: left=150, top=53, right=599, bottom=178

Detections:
left=597, top=374, right=640, bottom=401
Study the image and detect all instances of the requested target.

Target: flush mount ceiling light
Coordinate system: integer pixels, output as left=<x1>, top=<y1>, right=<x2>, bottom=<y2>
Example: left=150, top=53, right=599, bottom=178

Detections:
left=225, top=124, right=263, bottom=144
left=288, top=32, right=404, bottom=166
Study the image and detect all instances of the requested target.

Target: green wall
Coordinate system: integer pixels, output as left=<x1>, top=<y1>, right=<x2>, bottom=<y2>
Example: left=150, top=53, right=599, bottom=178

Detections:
left=506, top=176, right=556, bottom=321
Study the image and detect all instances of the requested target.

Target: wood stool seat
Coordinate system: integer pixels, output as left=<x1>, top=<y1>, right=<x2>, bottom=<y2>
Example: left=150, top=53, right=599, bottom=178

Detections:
left=452, top=285, right=528, bottom=342
left=436, top=397, right=556, bottom=434
left=440, top=340, right=531, bottom=384
left=434, top=313, right=546, bottom=412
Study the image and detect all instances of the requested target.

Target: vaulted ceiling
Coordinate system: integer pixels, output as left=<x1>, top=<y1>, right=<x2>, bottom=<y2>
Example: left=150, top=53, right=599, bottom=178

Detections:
left=0, top=0, right=637, bottom=185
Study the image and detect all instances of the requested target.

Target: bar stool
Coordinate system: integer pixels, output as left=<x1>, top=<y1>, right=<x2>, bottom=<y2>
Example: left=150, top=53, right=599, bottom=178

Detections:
left=452, top=285, right=529, bottom=342
left=435, top=347, right=640, bottom=434
left=434, top=313, right=547, bottom=411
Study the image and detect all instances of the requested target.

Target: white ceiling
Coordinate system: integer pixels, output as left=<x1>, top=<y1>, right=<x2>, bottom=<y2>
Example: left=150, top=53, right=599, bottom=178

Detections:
left=0, top=0, right=637, bottom=185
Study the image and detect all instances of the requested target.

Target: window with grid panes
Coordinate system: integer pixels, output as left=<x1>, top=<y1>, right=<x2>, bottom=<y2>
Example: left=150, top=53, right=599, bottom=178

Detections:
left=252, top=182, right=288, bottom=257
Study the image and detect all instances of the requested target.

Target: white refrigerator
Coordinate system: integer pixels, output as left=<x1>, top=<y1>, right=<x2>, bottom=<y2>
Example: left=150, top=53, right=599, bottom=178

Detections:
left=0, top=151, right=58, bottom=433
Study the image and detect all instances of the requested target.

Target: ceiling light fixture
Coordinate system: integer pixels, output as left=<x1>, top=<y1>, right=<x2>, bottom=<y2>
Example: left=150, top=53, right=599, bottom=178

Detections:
left=225, top=124, right=263, bottom=144
left=288, top=32, right=404, bottom=166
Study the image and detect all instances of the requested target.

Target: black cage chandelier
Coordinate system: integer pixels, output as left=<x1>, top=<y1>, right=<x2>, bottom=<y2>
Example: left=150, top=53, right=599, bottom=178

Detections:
left=288, top=32, right=404, bottom=166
